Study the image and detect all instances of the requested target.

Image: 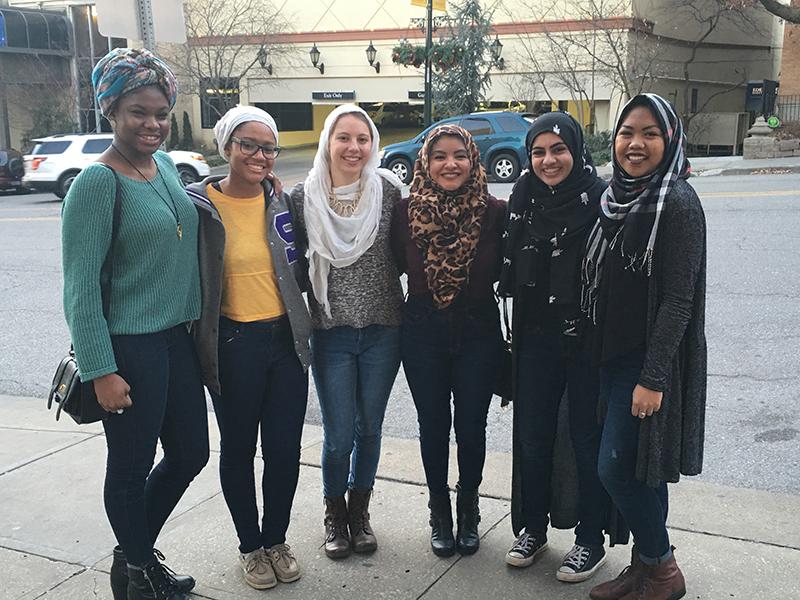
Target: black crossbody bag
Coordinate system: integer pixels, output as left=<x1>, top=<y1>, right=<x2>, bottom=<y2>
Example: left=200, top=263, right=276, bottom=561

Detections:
left=47, top=165, right=122, bottom=424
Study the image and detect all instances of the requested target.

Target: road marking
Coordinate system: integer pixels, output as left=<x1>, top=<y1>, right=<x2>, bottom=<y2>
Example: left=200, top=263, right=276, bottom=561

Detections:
left=698, top=190, right=800, bottom=198
left=0, top=216, right=60, bottom=222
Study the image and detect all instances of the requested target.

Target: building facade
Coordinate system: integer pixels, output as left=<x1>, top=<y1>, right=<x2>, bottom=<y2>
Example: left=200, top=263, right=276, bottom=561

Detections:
left=5, top=0, right=782, bottom=154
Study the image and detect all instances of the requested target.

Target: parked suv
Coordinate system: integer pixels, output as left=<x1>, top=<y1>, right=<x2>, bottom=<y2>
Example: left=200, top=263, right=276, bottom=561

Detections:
left=22, top=133, right=211, bottom=198
left=0, top=148, right=25, bottom=192
left=378, top=111, right=535, bottom=184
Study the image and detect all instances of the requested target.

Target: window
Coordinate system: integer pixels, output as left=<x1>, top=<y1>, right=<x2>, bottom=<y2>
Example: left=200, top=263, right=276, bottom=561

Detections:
left=691, top=88, right=699, bottom=114
left=497, top=116, right=524, bottom=132
left=82, top=138, right=113, bottom=154
left=32, top=141, right=71, bottom=155
left=558, top=100, right=569, bottom=112
left=254, top=102, right=313, bottom=131
left=460, top=118, right=493, bottom=136
left=26, top=12, right=48, bottom=49
left=200, top=78, right=240, bottom=129
left=46, top=15, right=69, bottom=51
left=1, top=10, right=28, bottom=48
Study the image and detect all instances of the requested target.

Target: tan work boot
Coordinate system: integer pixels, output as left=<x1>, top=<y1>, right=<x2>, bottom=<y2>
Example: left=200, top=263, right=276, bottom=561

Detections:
left=266, top=543, right=301, bottom=583
left=348, top=488, right=377, bottom=554
left=238, top=548, right=277, bottom=590
left=590, top=546, right=644, bottom=600
left=324, top=496, right=351, bottom=559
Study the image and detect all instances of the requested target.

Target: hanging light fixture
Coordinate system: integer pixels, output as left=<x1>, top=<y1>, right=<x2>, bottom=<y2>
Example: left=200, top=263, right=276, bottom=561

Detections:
left=309, top=43, right=325, bottom=74
left=490, top=35, right=505, bottom=70
left=257, top=46, right=273, bottom=75
left=366, top=41, right=380, bottom=74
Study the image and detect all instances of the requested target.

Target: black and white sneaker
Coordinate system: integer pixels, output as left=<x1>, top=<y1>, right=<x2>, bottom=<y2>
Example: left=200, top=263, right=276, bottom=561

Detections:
left=556, top=543, right=607, bottom=582
left=505, top=530, right=548, bottom=568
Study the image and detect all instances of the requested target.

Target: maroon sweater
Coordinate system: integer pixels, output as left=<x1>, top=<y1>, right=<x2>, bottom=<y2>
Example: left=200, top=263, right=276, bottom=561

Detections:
left=391, top=195, right=507, bottom=302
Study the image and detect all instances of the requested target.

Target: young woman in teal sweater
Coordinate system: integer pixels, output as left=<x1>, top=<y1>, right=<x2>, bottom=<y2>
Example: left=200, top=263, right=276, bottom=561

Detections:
left=61, top=48, right=207, bottom=600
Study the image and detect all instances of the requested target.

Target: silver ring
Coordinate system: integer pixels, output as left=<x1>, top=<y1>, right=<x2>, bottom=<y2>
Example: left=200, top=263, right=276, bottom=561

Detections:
left=638, top=411, right=646, bottom=418
left=116, top=409, right=124, bottom=415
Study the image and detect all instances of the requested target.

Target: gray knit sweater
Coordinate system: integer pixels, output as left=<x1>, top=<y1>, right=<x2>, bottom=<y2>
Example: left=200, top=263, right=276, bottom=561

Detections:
left=289, top=179, right=403, bottom=330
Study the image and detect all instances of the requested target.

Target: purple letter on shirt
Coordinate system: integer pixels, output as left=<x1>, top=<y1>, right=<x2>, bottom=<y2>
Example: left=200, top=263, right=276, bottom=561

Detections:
left=274, top=211, right=298, bottom=263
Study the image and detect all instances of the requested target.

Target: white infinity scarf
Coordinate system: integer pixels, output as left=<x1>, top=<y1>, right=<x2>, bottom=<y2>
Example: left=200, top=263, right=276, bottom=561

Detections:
left=303, top=104, right=402, bottom=318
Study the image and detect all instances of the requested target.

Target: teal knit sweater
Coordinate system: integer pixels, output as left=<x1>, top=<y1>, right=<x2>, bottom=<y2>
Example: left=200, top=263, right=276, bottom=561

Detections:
left=62, top=151, right=201, bottom=381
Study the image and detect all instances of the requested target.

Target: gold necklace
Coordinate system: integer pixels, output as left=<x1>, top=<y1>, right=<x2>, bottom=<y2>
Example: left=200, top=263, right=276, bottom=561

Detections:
left=112, top=144, right=183, bottom=240
left=328, top=183, right=362, bottom=218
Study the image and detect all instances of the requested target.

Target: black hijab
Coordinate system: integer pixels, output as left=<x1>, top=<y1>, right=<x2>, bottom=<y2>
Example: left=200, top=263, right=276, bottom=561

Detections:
left=499, top=111, right=606, bottom=310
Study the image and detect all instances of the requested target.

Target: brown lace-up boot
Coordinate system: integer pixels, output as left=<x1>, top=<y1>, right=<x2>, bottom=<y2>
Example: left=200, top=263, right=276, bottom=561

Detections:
left=323, top=496, right=351, bottom=559
left=621, top=549, right=685, bottom=600
left=347, top=488, right=377, bottom=553
left=590, top=546, right=644, bottom=600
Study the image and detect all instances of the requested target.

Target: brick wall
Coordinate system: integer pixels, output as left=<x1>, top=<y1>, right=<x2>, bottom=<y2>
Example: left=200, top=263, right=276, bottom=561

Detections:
left=781, top=0, right=800, bottom=95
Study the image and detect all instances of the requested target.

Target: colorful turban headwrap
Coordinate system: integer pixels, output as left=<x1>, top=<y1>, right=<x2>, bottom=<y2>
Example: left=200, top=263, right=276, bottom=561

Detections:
left=91, top=48, right=178, bottom=116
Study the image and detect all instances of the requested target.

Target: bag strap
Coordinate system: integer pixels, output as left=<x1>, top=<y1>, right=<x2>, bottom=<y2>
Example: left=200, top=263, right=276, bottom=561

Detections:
left=99, top=164, right=122, bottom=320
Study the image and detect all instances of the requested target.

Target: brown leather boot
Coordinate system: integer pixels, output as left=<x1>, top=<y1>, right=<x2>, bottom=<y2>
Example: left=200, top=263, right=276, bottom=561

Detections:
left=590, top=546, right=644, bottom=600
left=620, top=549, right=685, bottom=600
left=323, top=496, right=351, bottom=559
left=347, top=488, right=377, bottom=553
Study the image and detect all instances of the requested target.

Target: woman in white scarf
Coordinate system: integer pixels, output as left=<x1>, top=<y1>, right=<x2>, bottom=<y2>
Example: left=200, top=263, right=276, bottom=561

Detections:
left=289, top=104, right=404, bottom=561
left=303, top=104, right=403, bottom=316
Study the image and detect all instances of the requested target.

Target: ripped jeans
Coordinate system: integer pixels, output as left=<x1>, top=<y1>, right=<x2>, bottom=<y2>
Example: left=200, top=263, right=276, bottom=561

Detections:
left=597, top=348, right=670, bottom=562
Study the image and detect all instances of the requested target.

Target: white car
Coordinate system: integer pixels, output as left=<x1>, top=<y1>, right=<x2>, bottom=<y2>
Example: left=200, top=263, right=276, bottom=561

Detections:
left=22, top=133, right=211, bottom=198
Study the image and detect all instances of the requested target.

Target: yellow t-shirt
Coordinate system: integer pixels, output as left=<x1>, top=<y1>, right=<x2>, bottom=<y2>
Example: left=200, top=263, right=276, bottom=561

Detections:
left=208, top=184, right=286, bottom=322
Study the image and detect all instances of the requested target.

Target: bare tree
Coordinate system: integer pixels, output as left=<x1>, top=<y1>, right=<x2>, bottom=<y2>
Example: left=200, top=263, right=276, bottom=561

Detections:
left=163, top=0, right=293, bottom=124
left=757, top=0, right=800, bottom=23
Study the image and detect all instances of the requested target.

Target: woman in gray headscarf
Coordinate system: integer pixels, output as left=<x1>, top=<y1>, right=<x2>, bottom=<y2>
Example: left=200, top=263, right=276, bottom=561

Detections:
left=187, top=105, right=312, bottom=590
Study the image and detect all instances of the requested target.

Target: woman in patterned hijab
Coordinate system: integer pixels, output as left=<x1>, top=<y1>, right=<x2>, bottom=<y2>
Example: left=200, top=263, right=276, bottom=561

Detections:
left=392, top=123, right=506, bottom=558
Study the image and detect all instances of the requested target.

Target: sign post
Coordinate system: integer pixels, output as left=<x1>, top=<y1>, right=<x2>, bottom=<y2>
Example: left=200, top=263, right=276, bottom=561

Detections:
left=95, top=0, right=186, bottom=48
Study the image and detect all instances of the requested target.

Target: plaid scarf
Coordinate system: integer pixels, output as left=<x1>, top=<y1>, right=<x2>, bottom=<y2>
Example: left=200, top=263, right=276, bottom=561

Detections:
left=582, top=93, right=691, bottom=322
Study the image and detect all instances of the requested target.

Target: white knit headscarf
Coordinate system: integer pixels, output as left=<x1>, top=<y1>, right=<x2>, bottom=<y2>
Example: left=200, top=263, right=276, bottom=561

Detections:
left=304, top=104, right=403, bottom=317
left=213, top=104, right=279, bottom=162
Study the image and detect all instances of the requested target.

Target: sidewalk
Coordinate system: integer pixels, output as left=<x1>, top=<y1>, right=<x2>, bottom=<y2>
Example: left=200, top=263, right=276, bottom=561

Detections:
left=2, top=393, right=798, bottom=600
left=595, top=154, right=800, bottom=180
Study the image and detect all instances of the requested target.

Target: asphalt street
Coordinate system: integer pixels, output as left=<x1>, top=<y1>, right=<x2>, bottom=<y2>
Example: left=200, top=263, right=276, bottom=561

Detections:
left=1, top=171, right=798, bottom=497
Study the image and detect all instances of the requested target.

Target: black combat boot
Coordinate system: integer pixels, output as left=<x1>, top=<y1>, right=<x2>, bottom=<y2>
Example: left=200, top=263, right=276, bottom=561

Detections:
left=455, top=483, right=481, bottom=555
left=111, top=547, right=194, bottom=600
left=428, top=490, right=455, bottom=557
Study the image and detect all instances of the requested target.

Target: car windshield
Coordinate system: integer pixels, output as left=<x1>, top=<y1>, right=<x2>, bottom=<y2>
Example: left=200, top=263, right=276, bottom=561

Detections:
left=32, top=141, right=71, bottom=155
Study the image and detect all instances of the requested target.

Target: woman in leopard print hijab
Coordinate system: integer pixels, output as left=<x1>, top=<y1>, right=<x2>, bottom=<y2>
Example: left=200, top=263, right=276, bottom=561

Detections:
left=408, top=124, right=488, bottom=307
left=392, top=123, right=506, bottom=559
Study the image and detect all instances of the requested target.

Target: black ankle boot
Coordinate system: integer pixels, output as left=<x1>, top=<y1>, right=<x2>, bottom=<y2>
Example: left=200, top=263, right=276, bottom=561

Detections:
left=428, top=491, right=455, bottom=557
left=127, top=555, right=192, bottom=600
left=112, top=548, right=194, bottom=600
left=455, top=484, right=480, bottom=555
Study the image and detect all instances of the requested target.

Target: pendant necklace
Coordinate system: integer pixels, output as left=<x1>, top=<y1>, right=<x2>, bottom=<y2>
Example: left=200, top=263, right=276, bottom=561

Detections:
left=112, top=144, right=183, bottom=240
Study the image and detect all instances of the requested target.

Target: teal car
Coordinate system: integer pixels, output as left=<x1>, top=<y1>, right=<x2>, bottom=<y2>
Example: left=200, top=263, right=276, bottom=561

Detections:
left=378, top=111, right=535, bottom=184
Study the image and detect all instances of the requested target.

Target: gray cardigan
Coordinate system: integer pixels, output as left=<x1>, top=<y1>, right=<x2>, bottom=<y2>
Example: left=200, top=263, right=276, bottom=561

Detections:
left=187, top=176, right=312, bottom=394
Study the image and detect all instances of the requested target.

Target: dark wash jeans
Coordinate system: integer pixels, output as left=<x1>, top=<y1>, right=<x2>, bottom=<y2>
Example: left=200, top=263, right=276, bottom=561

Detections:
left=401, top=295, right=502, bottom=495
left=597, top=349, right=670, bottom=561
left=212, top=316, right=308, bottom=552
left=516, top=330, right=610, bottom=548
left=104, top=325, right=209, bottom=567
left=311, top=324, right=401, bottom=498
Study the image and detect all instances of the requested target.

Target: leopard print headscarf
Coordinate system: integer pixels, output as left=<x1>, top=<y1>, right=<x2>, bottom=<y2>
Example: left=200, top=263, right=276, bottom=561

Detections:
left=408, top=124, right=488, bottom=308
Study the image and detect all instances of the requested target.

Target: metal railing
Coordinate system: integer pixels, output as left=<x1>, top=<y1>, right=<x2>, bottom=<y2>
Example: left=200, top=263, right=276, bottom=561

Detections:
left=775, top=95, right=800, bottom=123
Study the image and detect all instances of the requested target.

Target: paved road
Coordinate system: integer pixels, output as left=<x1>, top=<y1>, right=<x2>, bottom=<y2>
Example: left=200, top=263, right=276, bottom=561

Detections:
left=1, top=172, right=798, bottom=496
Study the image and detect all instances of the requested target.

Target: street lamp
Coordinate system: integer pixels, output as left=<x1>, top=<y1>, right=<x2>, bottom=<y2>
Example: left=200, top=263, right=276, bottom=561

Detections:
left=490, top=35, right=505, bottom=70
left=257, top=46, right=273, bottom=75
left=309, top=43, right=325, bottom=75
left=366, top=41, right=380, bottom=74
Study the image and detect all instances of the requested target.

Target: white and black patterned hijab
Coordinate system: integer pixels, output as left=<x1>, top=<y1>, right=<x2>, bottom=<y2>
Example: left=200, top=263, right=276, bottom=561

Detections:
left=581, top=93, right=690, bottom=322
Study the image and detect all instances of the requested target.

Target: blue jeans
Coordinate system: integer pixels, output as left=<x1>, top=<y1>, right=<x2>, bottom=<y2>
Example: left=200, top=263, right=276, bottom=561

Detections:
left=401, top=296, right=501, bottom=494
left=516, top=330, right=609, bottom=548
left=212, top=316, right=309, bottom=552
left=311, top=324, right=401, bottom=498
left=104, top=325, right=210, bottom=567
left=598, top=349, right=670, bottom=562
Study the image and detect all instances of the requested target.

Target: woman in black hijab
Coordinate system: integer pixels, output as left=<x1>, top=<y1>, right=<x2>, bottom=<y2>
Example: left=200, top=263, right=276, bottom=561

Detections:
left=498, top=112, right=612, bottom=583
left=585, top=94, right=705, bottom=600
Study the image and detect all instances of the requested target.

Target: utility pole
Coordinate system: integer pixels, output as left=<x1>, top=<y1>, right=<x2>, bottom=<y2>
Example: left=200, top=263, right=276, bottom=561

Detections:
left=424, top=0, right=433, bottom=127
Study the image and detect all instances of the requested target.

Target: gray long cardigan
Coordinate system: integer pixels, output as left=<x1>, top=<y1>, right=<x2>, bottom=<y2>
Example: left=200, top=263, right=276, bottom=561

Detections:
left=186, top=176, right=312, bottom=394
